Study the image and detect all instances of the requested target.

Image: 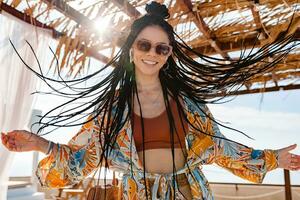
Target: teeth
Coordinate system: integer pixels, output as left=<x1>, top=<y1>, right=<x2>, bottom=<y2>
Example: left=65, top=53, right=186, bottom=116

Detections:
left=142, top=60, right=157, bottom=65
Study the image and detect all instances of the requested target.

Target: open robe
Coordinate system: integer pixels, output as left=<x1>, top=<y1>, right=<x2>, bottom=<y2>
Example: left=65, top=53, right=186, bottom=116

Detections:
left=36, top=96, right=278, bottom=199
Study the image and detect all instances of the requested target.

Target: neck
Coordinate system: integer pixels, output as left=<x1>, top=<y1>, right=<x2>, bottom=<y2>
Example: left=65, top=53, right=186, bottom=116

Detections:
left=135, top=76, right=161, bottom=93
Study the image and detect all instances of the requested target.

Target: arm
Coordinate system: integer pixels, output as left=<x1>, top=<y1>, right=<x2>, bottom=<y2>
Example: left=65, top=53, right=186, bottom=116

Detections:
left=191, top=104, right=279, bottom=183
left=36, top=114, right=103, bottom=188
left=1, top=130, right=50, bottom=154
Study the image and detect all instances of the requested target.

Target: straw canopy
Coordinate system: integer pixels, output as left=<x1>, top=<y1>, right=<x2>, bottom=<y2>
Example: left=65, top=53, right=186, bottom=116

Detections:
left=1, top=0, right=299, bottom=95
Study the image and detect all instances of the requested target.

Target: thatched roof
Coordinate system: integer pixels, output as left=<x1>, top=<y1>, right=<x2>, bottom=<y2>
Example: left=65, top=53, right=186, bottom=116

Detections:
left=1, top=0, right=300, bottom=95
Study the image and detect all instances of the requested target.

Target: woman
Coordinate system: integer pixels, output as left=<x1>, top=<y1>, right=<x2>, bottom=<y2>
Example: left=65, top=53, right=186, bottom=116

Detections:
left=1, top=2, right=300, bottom=199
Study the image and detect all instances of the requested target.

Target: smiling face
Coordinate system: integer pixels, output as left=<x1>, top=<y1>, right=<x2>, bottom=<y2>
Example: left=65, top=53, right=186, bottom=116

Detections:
left=131, top=25, right=172, bottom=81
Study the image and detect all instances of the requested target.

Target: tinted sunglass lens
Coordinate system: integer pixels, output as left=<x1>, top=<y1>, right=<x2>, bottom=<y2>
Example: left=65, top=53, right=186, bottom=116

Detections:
left=156, top=45, right=170, bottom=56
left=137, top=41, right=151, bottom=52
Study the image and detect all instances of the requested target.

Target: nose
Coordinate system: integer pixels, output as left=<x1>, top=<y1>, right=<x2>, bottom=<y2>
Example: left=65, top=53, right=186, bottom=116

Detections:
left=146, top=46, right=158, bottom=56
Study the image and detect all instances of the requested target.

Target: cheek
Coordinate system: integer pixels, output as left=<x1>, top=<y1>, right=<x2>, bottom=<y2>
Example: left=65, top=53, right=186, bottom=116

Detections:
left=158, top=57, right=168, bottom=68
left=133, top=51, right=142, bottom=63
left=158, top=59, right=167, bottom=68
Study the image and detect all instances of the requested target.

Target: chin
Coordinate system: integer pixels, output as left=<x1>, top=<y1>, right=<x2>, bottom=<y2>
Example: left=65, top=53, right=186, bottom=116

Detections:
left=137, top=69, right=160, bottom=77
left=135, top=63, right=162, bottom=76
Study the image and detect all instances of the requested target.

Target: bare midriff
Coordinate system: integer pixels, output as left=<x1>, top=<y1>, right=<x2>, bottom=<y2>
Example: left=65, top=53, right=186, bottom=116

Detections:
left=138, top=149, right=192, bottom=200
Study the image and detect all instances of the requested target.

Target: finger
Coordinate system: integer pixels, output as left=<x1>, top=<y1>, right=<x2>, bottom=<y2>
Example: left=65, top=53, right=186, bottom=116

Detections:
left=2, top=135, right=11, bottom=147
left=8, top=138, right=15, bottom=144
left=7, top=142, right=16, bottom=151
left=288, top=157, right=300, bottom=169
left=291, top=154, right=300, bottom=159
left=7, top=131, right=17, bottom=137
left=291, top=155, right=300, bottom=163
left=2, top=137, right=9, bottom=146
left=1, top=134, right=8, bottom=143
left=1, top=132, right=7, bottom=139
left=15, top=145, right=22, bottom=152
left=290, top=166, right=300, bottom=171
left=294, top=156, right=300, bottom=166
left=8, top=141, right=16, bottom=148
left=2, top=139, right=8, bottom=148
left=9, top=142, right=20, bottom=152
left=7, top=130, right=23, bottom=138
left=1, top=132, right=5, bottom=139
left=282, top=144, right=297, bottom=152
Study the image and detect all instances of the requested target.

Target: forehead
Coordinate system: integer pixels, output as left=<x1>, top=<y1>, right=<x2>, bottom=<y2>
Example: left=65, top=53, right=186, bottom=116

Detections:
left=136, top=25, right=170, bottom=44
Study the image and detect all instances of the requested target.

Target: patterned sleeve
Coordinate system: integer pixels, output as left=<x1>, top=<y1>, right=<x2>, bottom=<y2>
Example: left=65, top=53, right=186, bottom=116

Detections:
left=36, top=114, right=103, bottom=188
left=189, top=103, right=279, bottom=183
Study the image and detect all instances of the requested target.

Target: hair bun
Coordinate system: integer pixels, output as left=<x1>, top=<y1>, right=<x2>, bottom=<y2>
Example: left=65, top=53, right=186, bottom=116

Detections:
left=145, top=1, right=170, bottom=20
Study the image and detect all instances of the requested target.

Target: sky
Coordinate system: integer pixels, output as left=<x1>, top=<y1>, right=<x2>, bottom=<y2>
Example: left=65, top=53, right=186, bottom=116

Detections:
left=9, top=83, right=300, bottom=185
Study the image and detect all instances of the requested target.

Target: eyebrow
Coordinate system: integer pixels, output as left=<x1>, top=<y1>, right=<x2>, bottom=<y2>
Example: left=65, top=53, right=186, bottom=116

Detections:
left=138, top=38, right=169, bottom=45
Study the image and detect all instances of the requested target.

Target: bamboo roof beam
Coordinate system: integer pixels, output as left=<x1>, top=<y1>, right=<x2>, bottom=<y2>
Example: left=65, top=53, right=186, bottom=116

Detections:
left=0, top=2, right=54, bottom=32
left=225, top=84, right=300, bottom=96
left=250, top=3, right=268, bottom=39
left=42, top=0, right=123, bottom=40
left=181, top=0, right=230, bottom=59
left=191, top=27, right=300, bottom=56
left=110, top=0, right=141, bottom=18
left=248, top=71, right=300, bottom=84
left=42, top=0, right=94, bottom=27
left=192, top=35, right=261, bottom=55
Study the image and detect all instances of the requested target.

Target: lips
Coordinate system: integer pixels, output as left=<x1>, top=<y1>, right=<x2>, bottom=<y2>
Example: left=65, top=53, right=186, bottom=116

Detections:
left=142, top=59, right=158, bottom=65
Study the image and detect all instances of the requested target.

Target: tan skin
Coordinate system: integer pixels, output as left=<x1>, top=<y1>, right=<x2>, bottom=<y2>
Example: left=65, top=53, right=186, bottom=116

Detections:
left=2, top=25, right=300, bottom=199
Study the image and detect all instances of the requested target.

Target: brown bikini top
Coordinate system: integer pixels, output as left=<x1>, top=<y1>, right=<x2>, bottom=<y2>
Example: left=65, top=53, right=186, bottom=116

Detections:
left=132, top=99, right=188, bottom=152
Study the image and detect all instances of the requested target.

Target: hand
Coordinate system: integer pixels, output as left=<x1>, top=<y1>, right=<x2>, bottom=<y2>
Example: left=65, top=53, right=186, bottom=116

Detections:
left=277, top=144, right=300, bottom=171
left=1, top=130, right=41, bottom=152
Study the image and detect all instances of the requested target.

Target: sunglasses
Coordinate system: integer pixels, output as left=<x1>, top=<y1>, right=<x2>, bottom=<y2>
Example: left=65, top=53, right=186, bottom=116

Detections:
left=134, top=39, right=172, bottom=56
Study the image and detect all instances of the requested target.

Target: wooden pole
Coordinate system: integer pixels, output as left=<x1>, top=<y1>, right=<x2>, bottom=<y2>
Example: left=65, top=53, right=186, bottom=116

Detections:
left=284, top=169, right=292, bottom=200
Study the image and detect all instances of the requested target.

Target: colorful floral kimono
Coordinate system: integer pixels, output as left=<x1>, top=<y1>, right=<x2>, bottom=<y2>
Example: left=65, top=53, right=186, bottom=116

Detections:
left=36, top=96, right=278, bottom=199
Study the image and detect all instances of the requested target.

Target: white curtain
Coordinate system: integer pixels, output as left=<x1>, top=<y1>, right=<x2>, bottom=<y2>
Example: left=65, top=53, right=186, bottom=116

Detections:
left=0, top=11, right=52, bottom=200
